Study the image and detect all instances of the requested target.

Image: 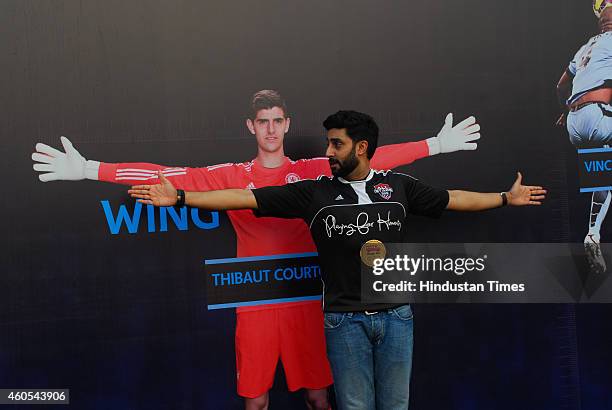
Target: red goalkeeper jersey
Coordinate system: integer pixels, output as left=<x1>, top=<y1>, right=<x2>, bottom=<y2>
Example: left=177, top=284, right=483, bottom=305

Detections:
left=98, top=141, right=429, bottom=312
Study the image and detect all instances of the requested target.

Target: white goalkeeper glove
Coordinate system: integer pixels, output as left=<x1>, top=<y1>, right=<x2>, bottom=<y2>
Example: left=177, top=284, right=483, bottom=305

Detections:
left=426, top=113, right=481, bottom=155
left=32, top=136, right=100, bottom=182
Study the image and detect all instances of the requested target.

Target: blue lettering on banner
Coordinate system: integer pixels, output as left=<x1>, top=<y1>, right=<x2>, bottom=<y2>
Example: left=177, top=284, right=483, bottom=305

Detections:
left=191, top=208, right=219, bottom=229
left=577, top=147, right=612, bottom=193
left=160, top=206, right=188, bottom=232
left=100, top=200, right=220, bottom=234
left=147, top=201, right=156, bottom=233
left=205, top=252, right=323, bottom=309
left=210, top=265, right=321, bottom=286
left=101, top=200, right=142, bottom=234
left=273, top=265, right=320, bottom=281
left=211, top=270, right=272, bottom=286
left=584, top=160, right=612, bottom=172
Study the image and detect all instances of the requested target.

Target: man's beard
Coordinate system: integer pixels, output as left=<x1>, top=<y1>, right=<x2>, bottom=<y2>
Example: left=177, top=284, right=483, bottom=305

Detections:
left=329, top=149, right=359, bottom=178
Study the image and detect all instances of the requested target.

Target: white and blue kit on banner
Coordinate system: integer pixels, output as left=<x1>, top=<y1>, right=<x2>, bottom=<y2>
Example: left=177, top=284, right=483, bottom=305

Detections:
left=567, top=31, right=612, bottom=145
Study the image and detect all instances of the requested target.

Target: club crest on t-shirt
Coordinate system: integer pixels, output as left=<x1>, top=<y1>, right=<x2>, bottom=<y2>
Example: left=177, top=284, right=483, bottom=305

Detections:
left=285, top=173, right=300, bottom=183
left=373, top=183, right=393, bottom=200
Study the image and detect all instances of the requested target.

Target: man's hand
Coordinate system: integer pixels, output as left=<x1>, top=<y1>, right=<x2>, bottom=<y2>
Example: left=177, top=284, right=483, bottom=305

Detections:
left=427, top=113, right=481, bottom=155
left=32, top=136, right=100, bottom=182
left=507, top=172, right=547, bottom=206
left=129, top=173, right=258, bottom=210
left=447, top=172, right=547, bottom=211
left=129, top=171, right=178, bottom=206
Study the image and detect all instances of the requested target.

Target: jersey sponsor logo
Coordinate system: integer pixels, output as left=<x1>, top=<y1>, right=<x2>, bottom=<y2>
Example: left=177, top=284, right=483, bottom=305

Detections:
left=246, top=182, right=255, bottom=189
left=285, top=173, right=300, bottom=183
left=100, top=200, right=219, bottom=234
left=322, top=211, right=402, bottom=238
left=373, top=183, right=393, bottom=200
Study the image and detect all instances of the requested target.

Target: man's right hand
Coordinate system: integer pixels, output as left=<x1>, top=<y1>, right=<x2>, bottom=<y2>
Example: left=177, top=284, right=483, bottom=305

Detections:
left=128, top=171, right=178, bottom=206
left=32, top=136, right=100, bottom=182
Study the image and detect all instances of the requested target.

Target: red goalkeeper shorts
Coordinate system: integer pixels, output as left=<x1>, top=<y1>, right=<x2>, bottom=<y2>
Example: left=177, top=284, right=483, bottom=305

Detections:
left=235, top=302, right=334, bottom=398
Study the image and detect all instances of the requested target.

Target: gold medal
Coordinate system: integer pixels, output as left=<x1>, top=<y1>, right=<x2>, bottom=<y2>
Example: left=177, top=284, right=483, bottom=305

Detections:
left=360, top=239, right=386, bottom=267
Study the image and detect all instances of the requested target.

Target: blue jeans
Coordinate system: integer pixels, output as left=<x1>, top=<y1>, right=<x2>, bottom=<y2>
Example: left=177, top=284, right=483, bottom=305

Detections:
left=324, top=304, right=414, bottom=410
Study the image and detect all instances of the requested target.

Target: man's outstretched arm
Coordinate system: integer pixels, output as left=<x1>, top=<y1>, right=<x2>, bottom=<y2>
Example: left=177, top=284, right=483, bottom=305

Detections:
left=447, top=172, right=546, bottom=211
left=371, top=113, right=481, bottom=170
left=129, top=171, right=258, bottom=210
left=131, top=171, right=546, bottom=212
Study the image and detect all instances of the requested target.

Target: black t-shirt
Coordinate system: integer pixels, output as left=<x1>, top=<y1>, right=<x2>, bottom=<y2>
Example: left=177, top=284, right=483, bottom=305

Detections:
left=252, top=169, right=449, bottom=312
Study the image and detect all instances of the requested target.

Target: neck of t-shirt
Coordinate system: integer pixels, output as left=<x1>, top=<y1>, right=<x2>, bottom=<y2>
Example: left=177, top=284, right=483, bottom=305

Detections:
left=344, top=164, right=372, bottom=181
left=339, top=168, right=373, bottom=184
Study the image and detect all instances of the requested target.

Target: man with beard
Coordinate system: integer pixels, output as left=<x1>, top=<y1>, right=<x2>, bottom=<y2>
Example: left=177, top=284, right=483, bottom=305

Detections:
left=128, top=110, right=546, bottom=410
left=32, top=92, right=480, bottom=410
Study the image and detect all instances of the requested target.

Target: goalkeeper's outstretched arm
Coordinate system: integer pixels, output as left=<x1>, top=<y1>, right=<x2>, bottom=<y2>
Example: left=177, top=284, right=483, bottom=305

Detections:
left=31, top=136, right=227, bottom=190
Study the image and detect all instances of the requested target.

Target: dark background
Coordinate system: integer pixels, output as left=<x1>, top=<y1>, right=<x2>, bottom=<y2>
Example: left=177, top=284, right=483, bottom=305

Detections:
left=2, top=1, right=611, bottom=408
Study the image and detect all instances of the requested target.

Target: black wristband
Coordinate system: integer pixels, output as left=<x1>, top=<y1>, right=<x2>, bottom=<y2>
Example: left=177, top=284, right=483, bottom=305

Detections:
left=176, top=189, right=186, bottom=207
left=500, top=192, right=508, bottom=207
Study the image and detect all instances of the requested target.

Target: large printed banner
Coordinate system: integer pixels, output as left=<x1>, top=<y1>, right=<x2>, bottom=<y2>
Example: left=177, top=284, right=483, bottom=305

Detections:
left=7, top=1, right=612, bottom=408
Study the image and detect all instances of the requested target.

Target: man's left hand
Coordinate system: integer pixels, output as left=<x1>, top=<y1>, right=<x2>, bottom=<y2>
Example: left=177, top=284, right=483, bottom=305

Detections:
left=507, top=172, right=547, bottom=206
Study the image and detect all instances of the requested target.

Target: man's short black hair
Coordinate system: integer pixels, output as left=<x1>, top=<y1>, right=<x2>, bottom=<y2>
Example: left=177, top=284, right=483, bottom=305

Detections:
left=323, top=110, right=379, bottom=159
